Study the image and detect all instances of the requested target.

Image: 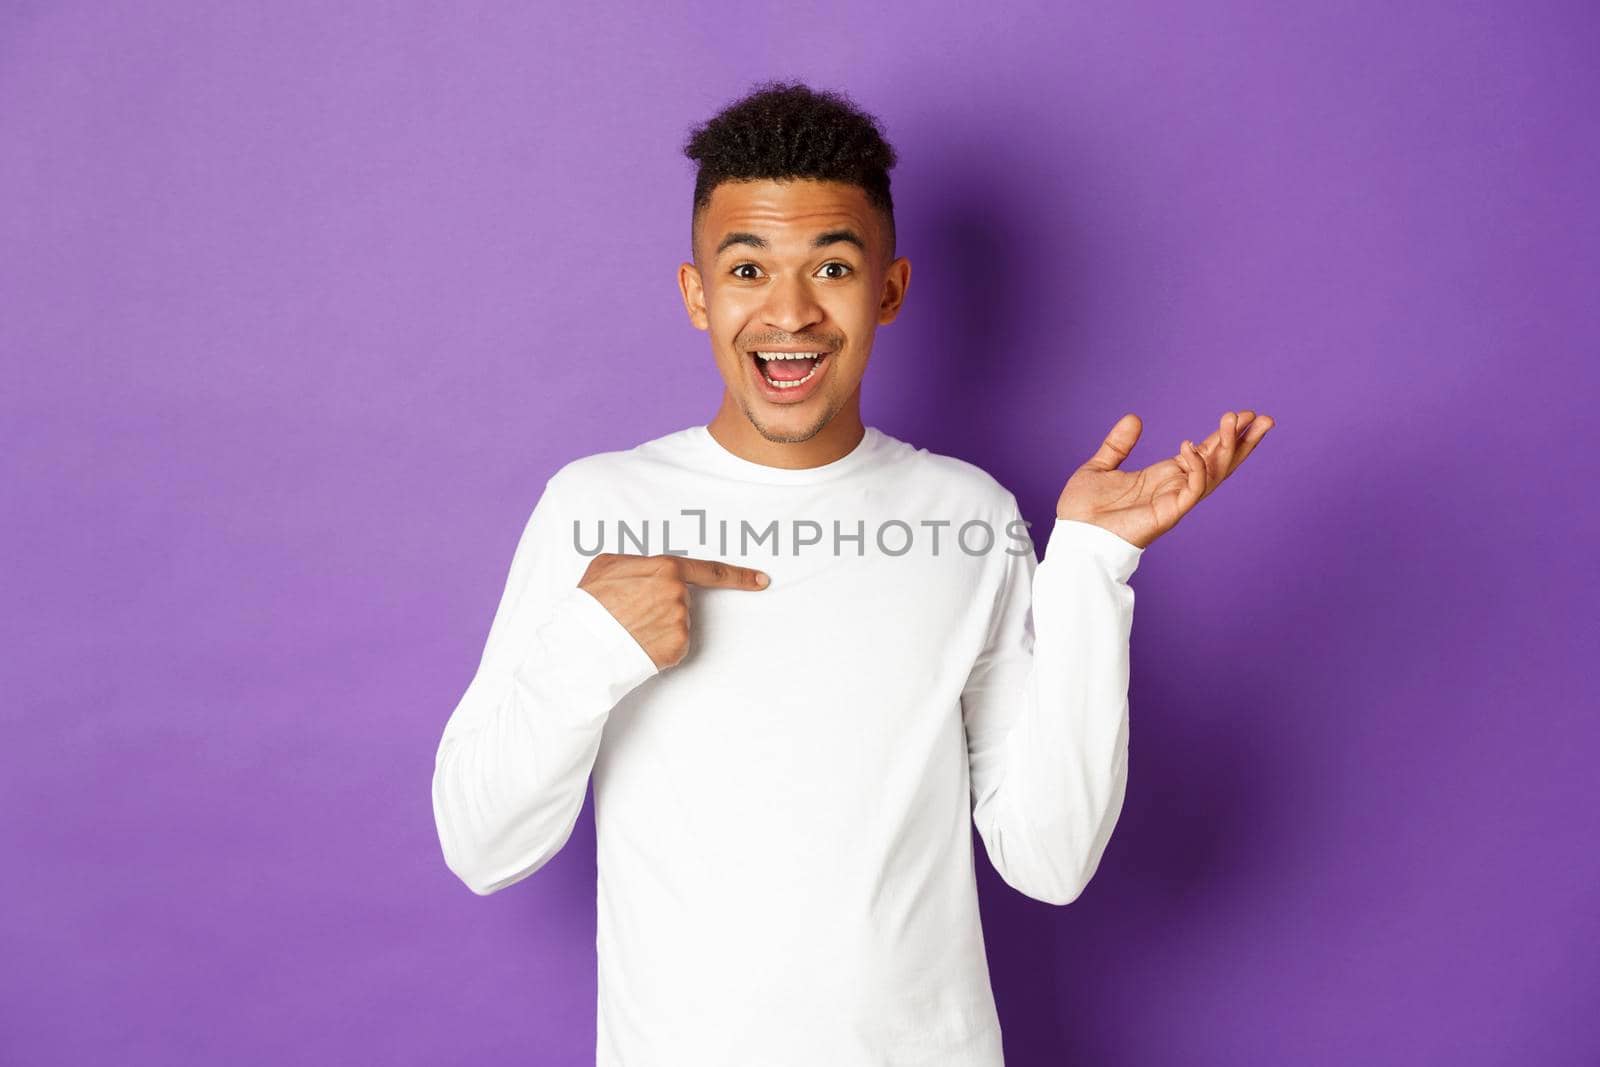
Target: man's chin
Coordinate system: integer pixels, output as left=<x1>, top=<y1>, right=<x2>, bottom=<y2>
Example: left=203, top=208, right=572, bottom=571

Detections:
left=743, top=398, right=832, bottom=445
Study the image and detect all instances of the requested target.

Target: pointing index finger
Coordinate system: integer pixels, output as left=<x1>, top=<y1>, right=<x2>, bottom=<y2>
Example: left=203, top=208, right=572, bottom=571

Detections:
left=673, top=554, right=771, bottom=590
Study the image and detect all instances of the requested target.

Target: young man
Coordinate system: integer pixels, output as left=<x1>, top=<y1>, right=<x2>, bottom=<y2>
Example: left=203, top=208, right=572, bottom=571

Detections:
left=432, top=80, right=1272, bottom=1065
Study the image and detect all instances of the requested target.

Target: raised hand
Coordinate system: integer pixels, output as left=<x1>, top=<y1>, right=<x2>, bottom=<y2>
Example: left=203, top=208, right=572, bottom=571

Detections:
left=1056, top=410, right=1275, bottom=549
left=578, top=553, right=771, bottom=670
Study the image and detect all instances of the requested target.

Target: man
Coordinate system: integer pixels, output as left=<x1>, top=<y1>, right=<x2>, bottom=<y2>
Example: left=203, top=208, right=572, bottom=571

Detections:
left=432, top=80, right=1272, bottom=1065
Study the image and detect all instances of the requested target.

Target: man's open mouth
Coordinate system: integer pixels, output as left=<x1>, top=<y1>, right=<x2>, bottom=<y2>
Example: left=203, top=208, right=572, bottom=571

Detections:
left=749, top=350, right=829, bottom=390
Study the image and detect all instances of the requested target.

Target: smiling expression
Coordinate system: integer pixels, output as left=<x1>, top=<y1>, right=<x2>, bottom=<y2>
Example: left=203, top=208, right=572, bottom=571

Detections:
left=678, top=178, right=911, bottom=447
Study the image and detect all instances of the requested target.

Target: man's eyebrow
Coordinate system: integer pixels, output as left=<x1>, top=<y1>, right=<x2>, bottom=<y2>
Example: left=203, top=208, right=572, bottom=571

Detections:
left=714, top=228, right=868, bottom=258
left=812, top=228, right=867, bottom=253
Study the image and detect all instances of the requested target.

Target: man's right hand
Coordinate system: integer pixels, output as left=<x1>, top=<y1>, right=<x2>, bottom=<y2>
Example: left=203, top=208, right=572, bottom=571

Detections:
left=577, top=554, right=771, bottom=670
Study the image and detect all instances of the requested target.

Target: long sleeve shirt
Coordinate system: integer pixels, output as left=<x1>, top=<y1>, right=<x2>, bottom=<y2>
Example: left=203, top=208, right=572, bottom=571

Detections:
left=431, top=424, right=1144, bottom=1066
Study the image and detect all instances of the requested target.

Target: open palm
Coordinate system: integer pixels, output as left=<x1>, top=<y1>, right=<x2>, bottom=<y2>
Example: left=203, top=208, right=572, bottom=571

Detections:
left=1056, top=410, right=1275, bottom=549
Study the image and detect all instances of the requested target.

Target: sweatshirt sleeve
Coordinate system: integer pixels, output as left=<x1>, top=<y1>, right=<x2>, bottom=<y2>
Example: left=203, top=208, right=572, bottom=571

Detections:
left=431, top=473, right=660, bottom=896
left=960, top=495, right=1144, bottom=906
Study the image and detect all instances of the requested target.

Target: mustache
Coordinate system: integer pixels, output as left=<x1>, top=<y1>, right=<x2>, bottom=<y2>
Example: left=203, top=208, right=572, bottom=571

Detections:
left=740, top=336, right=840, bottom=350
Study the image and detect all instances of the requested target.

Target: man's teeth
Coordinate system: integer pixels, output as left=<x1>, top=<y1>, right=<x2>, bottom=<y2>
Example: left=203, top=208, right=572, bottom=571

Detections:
left=754, top=351, right=825, bottom=389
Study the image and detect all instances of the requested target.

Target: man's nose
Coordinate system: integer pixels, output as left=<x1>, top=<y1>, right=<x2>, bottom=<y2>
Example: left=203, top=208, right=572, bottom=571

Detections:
left=759, top=272, right=824, bottom=334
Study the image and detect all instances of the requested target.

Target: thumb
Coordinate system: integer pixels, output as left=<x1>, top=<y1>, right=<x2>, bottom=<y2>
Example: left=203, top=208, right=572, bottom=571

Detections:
left=1082, top=413, right=1141, bottom=471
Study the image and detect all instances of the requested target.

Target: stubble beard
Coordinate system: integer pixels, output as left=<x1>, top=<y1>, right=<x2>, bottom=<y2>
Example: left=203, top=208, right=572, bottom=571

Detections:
left=740, top=390, right=838, bottom=445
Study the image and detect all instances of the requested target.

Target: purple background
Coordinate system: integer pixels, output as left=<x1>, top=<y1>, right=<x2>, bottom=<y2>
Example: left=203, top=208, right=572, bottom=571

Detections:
left=2, top=3, right=1595, bottom=1064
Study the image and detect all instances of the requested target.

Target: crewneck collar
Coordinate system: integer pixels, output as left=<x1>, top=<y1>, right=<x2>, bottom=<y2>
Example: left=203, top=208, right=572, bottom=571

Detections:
left=687, top=424, right=886, bottom=485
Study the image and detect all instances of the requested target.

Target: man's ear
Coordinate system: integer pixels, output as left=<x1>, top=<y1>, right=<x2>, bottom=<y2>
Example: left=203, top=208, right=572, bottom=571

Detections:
left=678, top=261, right=709, bottom=331
left=877, top=256, right=911, bottom=325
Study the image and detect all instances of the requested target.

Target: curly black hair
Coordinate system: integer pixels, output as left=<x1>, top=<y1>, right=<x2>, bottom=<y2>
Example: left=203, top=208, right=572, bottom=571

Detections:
left=683, top=80, right=899, bottom=263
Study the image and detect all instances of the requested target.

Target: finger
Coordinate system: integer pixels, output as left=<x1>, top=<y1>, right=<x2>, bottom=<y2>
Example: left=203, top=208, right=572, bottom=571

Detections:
left=674, top=555, right=771, bottom=590
left=1195, top=409, right=1253, bottom=463
left=1182, top=434, right=1220, bottom=495
left=1082, top=413, right=1142, bottom=472
left=1193, top=422, right=1225, bottom=458
left=1178, top=440, right=1207, bottom=511
left=1214, top=412, right=1239, bottom=481
left=1228, top=413, right=1275, bottom=470
left=1223, top=410, right=1258, bottom=476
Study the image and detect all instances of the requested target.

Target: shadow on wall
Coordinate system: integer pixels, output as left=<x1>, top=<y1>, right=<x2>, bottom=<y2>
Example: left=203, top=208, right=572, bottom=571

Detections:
left=873, top=127, right=1098, bottom=499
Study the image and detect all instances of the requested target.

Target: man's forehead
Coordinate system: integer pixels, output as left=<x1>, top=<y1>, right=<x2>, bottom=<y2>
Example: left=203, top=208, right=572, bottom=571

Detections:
left=702, top=179, right=877, bottom=250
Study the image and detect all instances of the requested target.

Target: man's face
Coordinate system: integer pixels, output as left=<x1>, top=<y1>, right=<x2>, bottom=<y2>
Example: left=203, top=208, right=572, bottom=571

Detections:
left=678, top=178, right=910, bottom=444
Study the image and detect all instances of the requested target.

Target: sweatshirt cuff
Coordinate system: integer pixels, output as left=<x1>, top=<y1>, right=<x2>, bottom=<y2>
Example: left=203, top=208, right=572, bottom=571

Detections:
left=512, top=586, right=661, bottom=727
left=1042, top=518, right=1145, bottom=584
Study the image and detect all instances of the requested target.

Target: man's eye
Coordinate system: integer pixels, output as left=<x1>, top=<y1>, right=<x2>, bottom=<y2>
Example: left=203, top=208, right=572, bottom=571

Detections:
left=730, top=263, right=853, bottom=280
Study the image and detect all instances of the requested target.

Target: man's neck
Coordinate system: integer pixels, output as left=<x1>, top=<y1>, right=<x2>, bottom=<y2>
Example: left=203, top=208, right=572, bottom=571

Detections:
left=705, top=400, right=866, bottom=470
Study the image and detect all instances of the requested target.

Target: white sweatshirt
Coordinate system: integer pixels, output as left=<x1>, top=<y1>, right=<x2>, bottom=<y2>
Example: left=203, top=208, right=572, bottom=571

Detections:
left=431, top=424, right=1144, bottom=1066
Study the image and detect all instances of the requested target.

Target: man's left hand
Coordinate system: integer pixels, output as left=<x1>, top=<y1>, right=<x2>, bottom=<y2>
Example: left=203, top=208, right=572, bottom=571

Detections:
left=1056, top=410, right=1275, bottom=550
